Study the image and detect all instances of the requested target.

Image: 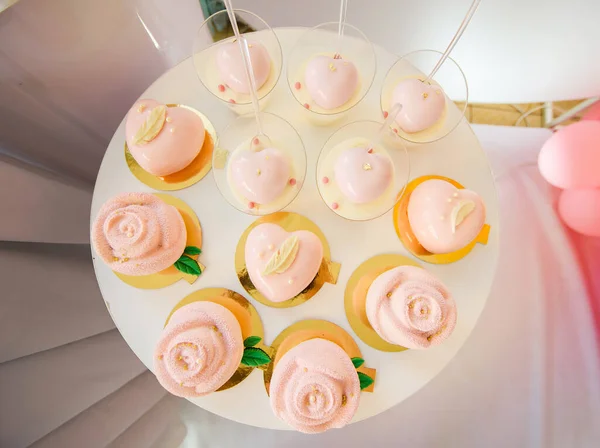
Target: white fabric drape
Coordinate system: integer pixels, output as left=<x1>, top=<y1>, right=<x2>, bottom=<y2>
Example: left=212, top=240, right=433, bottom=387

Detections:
left=0, top=1, right=202, bottom=446
left=0, top=156, right=184, bottom=448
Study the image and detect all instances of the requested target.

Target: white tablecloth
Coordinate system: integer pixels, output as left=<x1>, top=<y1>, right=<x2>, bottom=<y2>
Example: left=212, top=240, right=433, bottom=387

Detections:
left=179, top=125, right=600, bottom=448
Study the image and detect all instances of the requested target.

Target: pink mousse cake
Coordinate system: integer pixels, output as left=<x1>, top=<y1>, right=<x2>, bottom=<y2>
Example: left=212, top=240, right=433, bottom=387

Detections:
left=229, top=147, right=291, bottom=205
left=154, top=301, right=244, bottom=397
left=244, top=223, right=323, bottom=302
left=407, top=179, right=486, bottom=254
left=334, top=146, right=393, bottom=204
left=216, top=40, right=271, bottom=94
left=304, top=55, right=359, bottom=110
left=269, top=338, right=360, bottom=433
left=125, top=99, right=205, bottom=177
left=391, top=78, right=445, bottom=133
left=91, top=192, right=186, bottom=276
left=366, top=265, right=457, bottom=349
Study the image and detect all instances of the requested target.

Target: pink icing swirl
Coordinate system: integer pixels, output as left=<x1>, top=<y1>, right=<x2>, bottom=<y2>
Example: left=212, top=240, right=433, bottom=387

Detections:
left=91, top=193, right=186, bottom=276
left=269, top=338, right=360, bottom=434
left=154, top=302, right=243, bottom=398
left=366, top=266, right=457, bottom=349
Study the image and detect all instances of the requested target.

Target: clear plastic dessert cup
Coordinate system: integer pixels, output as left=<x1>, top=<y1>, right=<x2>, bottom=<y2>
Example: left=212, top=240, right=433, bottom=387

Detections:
left=316, top=120, right=410, bottom=221
left=193, top=9, right=282, bottom=115
left=213, top=112, right=306, bottom=216
left=380, top=50, right=468, bottom=145
left=287, top=22, right=376, bottom=126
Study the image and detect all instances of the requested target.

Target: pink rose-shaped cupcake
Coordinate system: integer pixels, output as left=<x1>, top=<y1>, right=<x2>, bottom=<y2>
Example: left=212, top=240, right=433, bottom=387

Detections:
left=91, top=193, right=186, bottom=276
left=366, top=266, right=456, bottom=349
left=154, top=301, right=244, bottom=397
left=269, top=338, right=360, bottom=434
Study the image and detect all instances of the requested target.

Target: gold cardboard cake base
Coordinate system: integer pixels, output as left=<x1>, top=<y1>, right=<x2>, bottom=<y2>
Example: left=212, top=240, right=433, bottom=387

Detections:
left=393, top=174, right=490, bottom=264
left=235, top=212, right=341, bottom=308
left=125, top=104, right=216, bottom=191
left=344, top=253, right=425, bottom=352
left=166, top=288, right=268, bottom=392
left=115, top=193, right=204, bottom=289
left=263, top=319, right=376, bottom=395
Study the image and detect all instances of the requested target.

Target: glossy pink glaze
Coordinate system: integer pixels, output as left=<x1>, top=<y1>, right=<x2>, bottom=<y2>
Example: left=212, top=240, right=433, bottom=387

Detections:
left=245, top=223, right=323, bottom=302
left=304, top=55, right=358, bottom=110
left=230, top=147, right=290, bottom=204
left=91, top=193, right=186, bottom=276
left=366, top=266, right=457, bottom=349
left=407, top=179, right=486, bottom=254
left=334, top=146, right=393, bottom=203
left=153, top=301, right=243, bottom=397
left=391, top=79, right=445, bottom=133
left=125, top=99, right=205, bottom=176
left=216, top=40, right=271, bottom=94
left=269, top=338, right=360, bottom=433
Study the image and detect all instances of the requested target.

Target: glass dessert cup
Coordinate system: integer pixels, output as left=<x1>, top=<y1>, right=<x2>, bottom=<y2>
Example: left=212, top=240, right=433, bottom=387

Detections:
left=287, top=22, right=376, bottom=126
left=316, top=120, right=410, bottom=221
left=193, top=9, right=282, bottom=115
left=380, top=50, right=468, bottom=145
left=213, top=112, right=306, bottom=216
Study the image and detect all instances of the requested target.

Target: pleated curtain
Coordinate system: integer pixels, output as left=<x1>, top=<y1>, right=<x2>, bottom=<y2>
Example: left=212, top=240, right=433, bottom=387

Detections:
left=0, top=158, right=187, bottom=448
left=0, top=0, right=208, bottom=446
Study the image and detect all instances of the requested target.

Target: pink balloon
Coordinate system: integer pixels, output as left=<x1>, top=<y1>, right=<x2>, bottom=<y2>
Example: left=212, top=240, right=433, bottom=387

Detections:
left=538, top=121, right=600, bottom=189
left=582, top=101, right=600, bottom=121
left=558, top=188, right=600, bottom=237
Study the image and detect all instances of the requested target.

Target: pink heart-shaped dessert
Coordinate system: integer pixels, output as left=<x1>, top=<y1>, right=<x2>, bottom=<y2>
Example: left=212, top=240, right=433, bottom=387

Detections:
left=216, top=40, right=271, bottom=94
left=125, top=99, right=205, bottom=177
left=230, top=147, right=290, bottom=204
left=391, top=78, right=445, bottom=133
left=407, top=179, right=486, bottom=254
left=245, top=223, right=323, bottom=302
left=334, top=146, right=393, bottom=203
left=304, top=56, right=359, bottom=110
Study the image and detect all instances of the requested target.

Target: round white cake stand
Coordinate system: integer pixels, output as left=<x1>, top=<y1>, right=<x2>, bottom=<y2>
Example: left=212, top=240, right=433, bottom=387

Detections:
left=91, top=28, right=498, bottom=430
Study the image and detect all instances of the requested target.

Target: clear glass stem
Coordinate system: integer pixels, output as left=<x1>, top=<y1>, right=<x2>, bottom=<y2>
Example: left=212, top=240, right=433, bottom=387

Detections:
left=425, top=0, right=482, bottom=81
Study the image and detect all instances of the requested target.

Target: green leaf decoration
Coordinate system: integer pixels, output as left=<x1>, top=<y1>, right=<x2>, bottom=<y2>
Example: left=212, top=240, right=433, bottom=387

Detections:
left=241, top=347, right=271, bottom=367
left=184, top=246, right=202, bottom=255
left=357, top=371, right=374, bottom=390
left=243, top=336, right=262, bottom=348
left=174, top=255, right=202, bottom=276
left=351, top=357, right=365, bottom=368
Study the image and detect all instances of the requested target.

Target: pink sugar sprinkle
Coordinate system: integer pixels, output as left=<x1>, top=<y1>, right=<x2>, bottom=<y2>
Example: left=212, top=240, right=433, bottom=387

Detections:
left=322, top=177, right=329, bottom=184
left=253, top=138, right=260, bottom=145
left=367, top=148, right=374, bottom=153
left=248, top=201, right=255, bottom=209
left=303, top=103, right=310, bottom=109
left=289, top=178, right=297, bottom=186
left=294, top=82, right=301, bottom=90
left=218, top=84, right=226, bottom=92
left=331, top=202, right=339, bottom=210
left=393, top=128, right=398, bottom=134
left=228, top=99, right=236, bottom=104
left=383, top=111, right=389, bottom=118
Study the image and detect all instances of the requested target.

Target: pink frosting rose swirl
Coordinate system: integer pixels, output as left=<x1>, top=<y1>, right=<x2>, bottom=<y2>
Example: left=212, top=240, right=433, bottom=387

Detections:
left=91, top=192, right=186, bottom=276
left=269, top=338, right=360, bottom=434
left=154, top=301, right=244, bottom=398
left=366, top=265, right=457, bottom=349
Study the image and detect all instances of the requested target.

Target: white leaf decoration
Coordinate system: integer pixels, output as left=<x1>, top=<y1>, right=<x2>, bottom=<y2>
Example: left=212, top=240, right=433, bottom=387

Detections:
left=450, top=200, right=476, bottom=234
left=132, top=105, right=167, bottom=145
left=262, top=235, right=300, bottom=276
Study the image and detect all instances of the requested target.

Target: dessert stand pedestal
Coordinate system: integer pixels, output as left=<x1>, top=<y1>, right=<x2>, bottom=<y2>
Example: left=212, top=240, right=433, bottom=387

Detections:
left=91, top=28, right=498, bottom=430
